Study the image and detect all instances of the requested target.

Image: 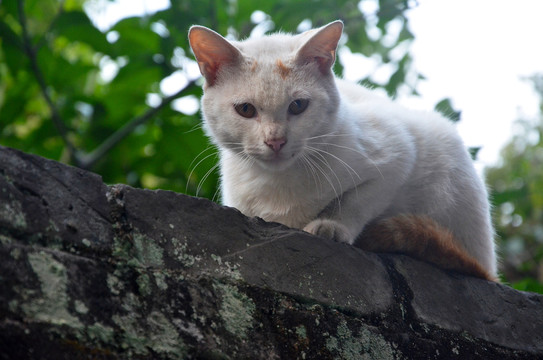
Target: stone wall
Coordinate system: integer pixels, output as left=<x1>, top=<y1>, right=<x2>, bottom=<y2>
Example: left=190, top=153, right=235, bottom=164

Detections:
left=1, top=145, right=542, bottom=359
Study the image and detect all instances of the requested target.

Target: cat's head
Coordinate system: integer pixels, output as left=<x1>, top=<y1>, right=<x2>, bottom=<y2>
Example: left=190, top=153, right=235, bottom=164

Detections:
left=188, top=21, right=343, bottom=172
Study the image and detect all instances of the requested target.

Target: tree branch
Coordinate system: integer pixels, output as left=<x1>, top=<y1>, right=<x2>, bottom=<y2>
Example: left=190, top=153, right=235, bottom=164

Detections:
left=17, top=0, right=196, bottom=170
left=78, top=81, right=197, bottom=170
left=17, top=0, right=80, bottom=166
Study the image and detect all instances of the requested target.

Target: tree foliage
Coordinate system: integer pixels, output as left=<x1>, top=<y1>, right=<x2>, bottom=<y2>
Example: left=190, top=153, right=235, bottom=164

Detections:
left=1, top=0, right=417, bottom=199
left=486, top=75, right=543, bottom=293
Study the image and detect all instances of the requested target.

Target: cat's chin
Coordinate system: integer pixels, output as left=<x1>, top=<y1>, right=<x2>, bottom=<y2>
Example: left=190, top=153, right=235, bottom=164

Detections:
left=256, top=156, right=297, bottom=172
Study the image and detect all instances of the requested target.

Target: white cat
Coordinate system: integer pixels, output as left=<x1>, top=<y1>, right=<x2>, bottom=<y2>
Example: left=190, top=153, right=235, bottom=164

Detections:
left=188, top=21, right=497, bottom=281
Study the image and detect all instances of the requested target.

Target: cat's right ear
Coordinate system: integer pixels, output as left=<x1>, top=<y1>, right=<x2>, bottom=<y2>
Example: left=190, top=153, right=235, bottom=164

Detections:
left=296, top=20, right=343, bottom=75
left=188, top=26, right=242, bottom=86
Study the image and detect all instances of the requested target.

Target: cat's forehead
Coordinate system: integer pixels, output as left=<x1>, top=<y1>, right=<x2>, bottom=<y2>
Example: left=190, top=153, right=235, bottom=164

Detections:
left=208, top=31, right=323, bottom=108
left=233, top=32, right=305, bottom=60
left=229, top=33, right=308, bottom=85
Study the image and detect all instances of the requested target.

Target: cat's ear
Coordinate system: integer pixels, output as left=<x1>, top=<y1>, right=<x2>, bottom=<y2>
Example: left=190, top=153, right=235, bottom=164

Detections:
left=296, top=20, right=343, bottom=74
left=188, top=26, right=242, bottom=86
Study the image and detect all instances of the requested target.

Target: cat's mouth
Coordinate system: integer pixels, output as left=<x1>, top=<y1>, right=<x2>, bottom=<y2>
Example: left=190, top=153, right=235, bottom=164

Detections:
left=256, top=151, right=298, bottom=171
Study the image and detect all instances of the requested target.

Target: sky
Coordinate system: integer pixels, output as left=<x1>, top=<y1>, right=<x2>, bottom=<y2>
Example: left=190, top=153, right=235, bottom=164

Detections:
left=86, top=0, right=543, bottom=171
left=401, top=0, right=543, bottom=170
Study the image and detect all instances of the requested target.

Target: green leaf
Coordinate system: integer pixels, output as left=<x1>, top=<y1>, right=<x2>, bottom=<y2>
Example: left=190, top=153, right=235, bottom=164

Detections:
left=0, top=71, right=36, bottom=125
left=112, top=17, right=161, bottom=56
left=0, top=0, right=19, bottom=19
left=0, top=19, right=23, bottom=50
left=512, top=278, right=543, bottom=294
left=54, top=11, right=112, bottom=54
left=468, top=146, right=481, bottom=160
left=36, top=43, right=94, bottom=93
left=434, top=98, right=462, bottom=123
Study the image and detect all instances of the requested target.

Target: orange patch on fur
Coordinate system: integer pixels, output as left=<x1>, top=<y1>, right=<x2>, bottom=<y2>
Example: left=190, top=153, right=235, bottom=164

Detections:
left=357, top=215, right=497, bottom=282
left=250, top=60, right=258, bottom=72
left=275, top=59, right=291, bottom=79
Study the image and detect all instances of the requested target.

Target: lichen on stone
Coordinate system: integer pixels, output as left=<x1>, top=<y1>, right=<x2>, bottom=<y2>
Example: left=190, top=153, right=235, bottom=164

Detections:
left=296, top=324, right=308, bottom=339
left=171, top=236, right=201, bottom=267
left=147, top=311, right=187, bottom=355
left=74, top=300, right=89, bottom=315
left=0, top=199, right=27, bottom=230
left=325, top=320, right=398, bottom=360
left=1, top=234, right=15, bottom=245
left=132, top=231, right=164, bottom=267
left=112, top=309, right=186, bottom=358
left=107, top=272, right=123, bottom=295
left=9, top=246, right=21, bottom=259
left=154, top=271, right=169, bottom=291
left=86, top=322, right=115, bottom=343
left=136, top=273, right=152, bottom=297
left=112, top=231, right=164, bottom=269
left=211, top=254, right=243, bottom=281
left=214, top=282, right=256, bottom=339
left=23, top=251, right=83, bottom=328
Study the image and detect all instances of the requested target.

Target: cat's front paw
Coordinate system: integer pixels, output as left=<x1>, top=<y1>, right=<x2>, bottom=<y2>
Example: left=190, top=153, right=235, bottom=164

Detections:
left=303, top=219, right=354, bottom=244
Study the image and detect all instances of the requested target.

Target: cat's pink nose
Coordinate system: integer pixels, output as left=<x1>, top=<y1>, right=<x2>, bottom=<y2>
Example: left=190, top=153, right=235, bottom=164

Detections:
left=265, top=138, right=286, bottom=153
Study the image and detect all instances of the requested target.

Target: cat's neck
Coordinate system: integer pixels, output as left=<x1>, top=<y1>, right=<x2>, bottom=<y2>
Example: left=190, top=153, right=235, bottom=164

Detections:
left=219, top=147, right=321, bottom=227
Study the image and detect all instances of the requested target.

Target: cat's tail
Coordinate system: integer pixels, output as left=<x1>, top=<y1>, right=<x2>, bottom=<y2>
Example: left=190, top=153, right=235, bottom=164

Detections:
left=357, top=215, right=497, bottom=282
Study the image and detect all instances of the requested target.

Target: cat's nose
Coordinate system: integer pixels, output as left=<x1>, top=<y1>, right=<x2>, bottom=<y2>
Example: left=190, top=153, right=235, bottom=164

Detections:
left=265, top=138, right=287, bottom=153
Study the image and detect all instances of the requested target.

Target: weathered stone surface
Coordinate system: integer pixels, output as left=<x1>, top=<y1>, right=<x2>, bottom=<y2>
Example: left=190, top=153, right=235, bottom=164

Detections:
left=392, top=256, right=543, bottom=351
left=1, top=145, right=542, bottom=359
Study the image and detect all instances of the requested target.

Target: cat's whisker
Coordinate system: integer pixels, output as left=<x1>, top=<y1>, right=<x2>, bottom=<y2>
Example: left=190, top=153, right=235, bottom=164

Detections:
left=186, top=145, right=218, bottom=194
left=196, top=162, right=220, bottom=197
left=306, top=131, right=385, bottom=182
left=306, top=147, right=343, bottom=191
left=183, top=122, right=205, bottom=134
left=211, top=185, right=221, bottom=203
left=307, top=145, right=362, bottom=183
left=304, top=148, right=342, bottom=207
left=300, top=154, right=323, bottom=196
left=301, top=154, right=326, bottom=195
left=306, top=145, right=360, bottom=199
left=187, top=144, right=216, bottom=171
left=307, top=155, right=343, bottom=213
left=311, top=141, right=385, bottom=181
left=302, top=155, right=321, bottom=190
left=236, top=149, right=255, bottom=169
left=304, top=130, right=351, bottom=141
left=309, top=141, right=364, bottom=156
left=221, top=141, right=245, bottom=147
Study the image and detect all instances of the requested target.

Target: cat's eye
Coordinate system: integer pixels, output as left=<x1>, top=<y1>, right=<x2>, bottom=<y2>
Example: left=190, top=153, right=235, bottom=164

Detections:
left=234, top=103, right=257, bottom=118
left=288, top=99, right=309, bottom=115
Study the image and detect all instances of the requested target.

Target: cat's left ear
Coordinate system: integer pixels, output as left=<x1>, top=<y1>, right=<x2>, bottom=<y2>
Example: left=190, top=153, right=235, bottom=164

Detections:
left=188, top=25, right=242, bottom=86
left=296, top=20, right=343, bottom=74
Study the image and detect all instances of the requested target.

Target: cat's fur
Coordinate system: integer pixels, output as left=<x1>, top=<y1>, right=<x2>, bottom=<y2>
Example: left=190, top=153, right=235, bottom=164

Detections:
left=188, top=21, right=498, bottom=281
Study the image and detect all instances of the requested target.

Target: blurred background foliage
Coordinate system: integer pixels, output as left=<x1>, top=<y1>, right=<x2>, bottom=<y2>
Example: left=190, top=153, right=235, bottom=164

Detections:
left=486, top=75, right=543, bottom=293
left=1, top=0, right=542, bottom=292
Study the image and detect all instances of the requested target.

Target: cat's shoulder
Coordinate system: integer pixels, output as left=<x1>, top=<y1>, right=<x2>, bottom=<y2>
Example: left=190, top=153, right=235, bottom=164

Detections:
left=334, top=78, right=392, bottom=107
left=334, top=78, right=458, bottom=136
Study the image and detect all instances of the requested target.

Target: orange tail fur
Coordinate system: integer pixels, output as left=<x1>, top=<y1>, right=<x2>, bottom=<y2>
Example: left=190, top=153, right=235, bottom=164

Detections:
left=357, top=215, right=497, bottom=282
